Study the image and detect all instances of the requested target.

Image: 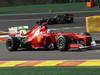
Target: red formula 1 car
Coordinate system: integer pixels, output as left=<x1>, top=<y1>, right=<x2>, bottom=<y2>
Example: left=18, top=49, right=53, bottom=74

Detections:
left=6, top=25, right=98, bottom=51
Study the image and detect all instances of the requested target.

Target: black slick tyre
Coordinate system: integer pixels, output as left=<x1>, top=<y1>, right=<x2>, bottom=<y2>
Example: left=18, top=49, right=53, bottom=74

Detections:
left=69, top=18, right=73, bottom=23
left=6, top=37, right=20, bottom=51
left=56, top=36, right=70, bottom=51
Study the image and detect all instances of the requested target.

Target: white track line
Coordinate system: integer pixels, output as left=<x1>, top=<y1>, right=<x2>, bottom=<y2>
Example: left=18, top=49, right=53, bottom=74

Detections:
left=0, top=17, right=84, bottom=22
left=0, top=35, right=9, bottom=38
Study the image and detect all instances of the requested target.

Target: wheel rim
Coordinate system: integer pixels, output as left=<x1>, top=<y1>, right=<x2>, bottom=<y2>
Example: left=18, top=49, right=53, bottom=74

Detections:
left=57, top=38, right=65, bottom=49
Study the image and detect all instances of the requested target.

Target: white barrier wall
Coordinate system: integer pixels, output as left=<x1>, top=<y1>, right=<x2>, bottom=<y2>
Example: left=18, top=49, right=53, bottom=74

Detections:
left=86, top=16, right=100, bottom=33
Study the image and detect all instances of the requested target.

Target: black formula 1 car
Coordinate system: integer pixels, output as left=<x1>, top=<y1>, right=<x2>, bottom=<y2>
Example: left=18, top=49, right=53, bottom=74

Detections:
left=36, top=14, right=74, bottom=25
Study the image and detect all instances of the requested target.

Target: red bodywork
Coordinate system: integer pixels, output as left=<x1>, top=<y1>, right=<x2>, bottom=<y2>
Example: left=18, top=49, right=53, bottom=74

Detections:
left=24, top=25, right=92, bottom=49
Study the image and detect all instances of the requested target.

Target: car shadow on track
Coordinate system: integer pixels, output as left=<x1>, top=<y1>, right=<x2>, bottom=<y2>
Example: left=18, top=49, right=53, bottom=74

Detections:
left=69, top=48, right=100, bottom=52
left=12, top=48, right=57, bottom=52
left=10, top=47, right=100, bottom=52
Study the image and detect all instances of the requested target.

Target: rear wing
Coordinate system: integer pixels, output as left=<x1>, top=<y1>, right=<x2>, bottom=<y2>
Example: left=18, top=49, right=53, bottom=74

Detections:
left=8, top=26, right=29, bottom=36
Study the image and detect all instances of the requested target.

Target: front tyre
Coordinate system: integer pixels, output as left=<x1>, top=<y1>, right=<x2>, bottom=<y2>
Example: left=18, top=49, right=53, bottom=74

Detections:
left=56, top=36, right=70, bottom=51
left=6, top=37, right=20, bottom=51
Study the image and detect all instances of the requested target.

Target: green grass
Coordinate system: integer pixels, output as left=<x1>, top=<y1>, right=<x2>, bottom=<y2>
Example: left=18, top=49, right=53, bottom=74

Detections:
left=0, top=3, right=85, bottom=12
left=0, top=67, right=100, bottom=75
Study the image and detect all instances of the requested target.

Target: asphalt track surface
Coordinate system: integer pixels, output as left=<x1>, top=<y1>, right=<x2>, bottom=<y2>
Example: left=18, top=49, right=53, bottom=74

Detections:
left=0, top=10, right=100, bottom=60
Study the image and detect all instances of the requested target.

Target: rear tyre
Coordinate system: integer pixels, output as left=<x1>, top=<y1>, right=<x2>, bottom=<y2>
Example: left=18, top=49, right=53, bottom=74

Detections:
left=56, top=36, right=70, bottom=51
left=69, top=18, right=74, bottom=23
left=6, top=37, right=20, bottom=51
left=47, top=19, right=53, bottom=25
